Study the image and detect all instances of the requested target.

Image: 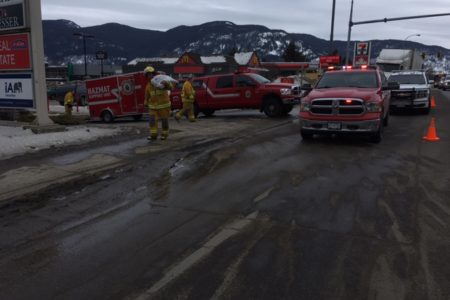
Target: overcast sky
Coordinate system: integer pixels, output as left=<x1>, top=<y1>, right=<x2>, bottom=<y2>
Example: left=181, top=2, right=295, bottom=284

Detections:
left=41, top=0, right=450, bottom=49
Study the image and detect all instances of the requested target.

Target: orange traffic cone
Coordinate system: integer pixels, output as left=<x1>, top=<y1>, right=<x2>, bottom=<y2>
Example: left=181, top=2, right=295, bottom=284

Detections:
left=423, top=117, right=440, bottom=142
left=431, top=96, right=436, bottom=108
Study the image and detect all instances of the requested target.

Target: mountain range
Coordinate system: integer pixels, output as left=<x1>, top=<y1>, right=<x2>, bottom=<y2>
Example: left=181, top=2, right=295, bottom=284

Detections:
left=43, top=19, right=450, bottom=68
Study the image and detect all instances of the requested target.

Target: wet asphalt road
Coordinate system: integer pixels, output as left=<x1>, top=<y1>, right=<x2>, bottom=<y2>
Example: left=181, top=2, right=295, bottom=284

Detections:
left=1, top=91, right=449, bottom=300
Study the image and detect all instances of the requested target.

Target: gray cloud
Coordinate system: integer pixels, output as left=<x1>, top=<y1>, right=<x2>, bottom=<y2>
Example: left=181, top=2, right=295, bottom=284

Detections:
left=41, top=0, right=450, bottom=49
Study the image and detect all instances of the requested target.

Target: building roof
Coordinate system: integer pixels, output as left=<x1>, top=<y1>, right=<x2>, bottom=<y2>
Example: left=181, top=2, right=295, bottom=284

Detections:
left=234, top=52, right=254, bottom=65
left=128, top=57, right=178, bottom=66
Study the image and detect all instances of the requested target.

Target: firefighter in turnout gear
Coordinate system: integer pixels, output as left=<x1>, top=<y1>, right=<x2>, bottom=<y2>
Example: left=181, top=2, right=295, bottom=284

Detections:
left=64, top=89, right=75, bottom=118
left=175, top=75, right=196, bottom=122
left=143, top=66, right=173, bottom=140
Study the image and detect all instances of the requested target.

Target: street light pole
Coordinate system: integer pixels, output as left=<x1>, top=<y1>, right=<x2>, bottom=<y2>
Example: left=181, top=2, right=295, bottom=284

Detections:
left=73, top=32, right=94, bottom=79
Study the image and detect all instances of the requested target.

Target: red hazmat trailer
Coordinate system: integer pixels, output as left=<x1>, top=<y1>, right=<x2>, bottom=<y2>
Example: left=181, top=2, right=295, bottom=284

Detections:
left=86, top=72, right=148, bottom=122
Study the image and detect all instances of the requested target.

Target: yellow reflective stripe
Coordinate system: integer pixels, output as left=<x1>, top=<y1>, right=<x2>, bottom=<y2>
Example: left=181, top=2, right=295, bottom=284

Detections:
left=148, top=102, right=171, bottom=109
left=150, top=90, right=166, bottom=96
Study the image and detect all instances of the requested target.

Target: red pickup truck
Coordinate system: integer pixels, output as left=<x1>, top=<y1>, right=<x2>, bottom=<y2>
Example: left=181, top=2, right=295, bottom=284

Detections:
left=171, top=72, right=300, bottom=117
left=299, top=66, right=399, bottom=143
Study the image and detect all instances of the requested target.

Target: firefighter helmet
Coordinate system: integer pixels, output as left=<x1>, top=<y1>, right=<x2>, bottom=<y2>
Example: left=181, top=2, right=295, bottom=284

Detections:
left=143, top=66, right=155, bottom=75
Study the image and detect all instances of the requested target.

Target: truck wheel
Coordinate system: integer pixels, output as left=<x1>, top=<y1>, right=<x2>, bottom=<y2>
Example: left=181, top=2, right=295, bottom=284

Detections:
left=264, top=98, right=282, bottom=117
left=300, top=130, right=313, bottom=141
left=101, top=111, right=114, bottom=123
left=193, top=102, right=200, bottom=118
left=369, top=120, right=383, bottom=143
left=202, top=109, right=215, bottom=117
left=282, top=104, right=293, bottom=115
left=133, top=114, right=143, bottom=121
left=383, top=110, right=389, bottom=126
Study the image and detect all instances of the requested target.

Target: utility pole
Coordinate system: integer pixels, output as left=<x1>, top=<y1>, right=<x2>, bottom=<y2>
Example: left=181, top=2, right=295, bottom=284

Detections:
left=345, top=0, right=354, bottom=66
left=329, top=0, right=337, bottom=54
left=74, top=32, right=94, bottom=79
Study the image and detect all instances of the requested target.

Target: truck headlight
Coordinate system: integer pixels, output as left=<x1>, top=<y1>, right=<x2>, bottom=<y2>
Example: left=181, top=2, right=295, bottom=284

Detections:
left=365, top=102, right=382, bottom=112
left=280, top=88, right=291, bottom=95
left=416, top=89, right=429, bottom=98
left=300, top=100, right=311, bottom=112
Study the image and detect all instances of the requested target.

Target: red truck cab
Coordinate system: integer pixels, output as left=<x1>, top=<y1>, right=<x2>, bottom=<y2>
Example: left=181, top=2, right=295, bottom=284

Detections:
left=299, top=66, right=398, bottom=143
left=171, top=72, right=300, bottom=117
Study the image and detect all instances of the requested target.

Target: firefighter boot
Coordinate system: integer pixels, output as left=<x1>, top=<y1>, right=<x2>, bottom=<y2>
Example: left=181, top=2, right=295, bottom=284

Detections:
left=161, top=118, right=169, bottom=140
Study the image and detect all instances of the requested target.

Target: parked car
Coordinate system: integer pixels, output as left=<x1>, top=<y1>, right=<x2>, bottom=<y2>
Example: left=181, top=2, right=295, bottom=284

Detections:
left=47, top=81, right=88, bottom=106
left=442, top=74, right=450, bottom=91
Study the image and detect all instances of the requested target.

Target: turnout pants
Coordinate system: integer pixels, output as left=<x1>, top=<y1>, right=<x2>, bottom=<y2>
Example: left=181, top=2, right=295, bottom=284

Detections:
left=149, top=108, right=170, bottom=139
left=176, top=101, right=195, bottom=122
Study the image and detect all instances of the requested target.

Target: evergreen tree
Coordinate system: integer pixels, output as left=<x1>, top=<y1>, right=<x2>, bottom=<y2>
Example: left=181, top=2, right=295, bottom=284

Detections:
left=282, top=41, right=306, bottom=62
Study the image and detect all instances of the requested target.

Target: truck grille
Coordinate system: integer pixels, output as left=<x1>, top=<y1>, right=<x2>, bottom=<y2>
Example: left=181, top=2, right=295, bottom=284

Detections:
left=391, top=90, right=415, bottom=100
left=310, top=98, right=365, bottom=115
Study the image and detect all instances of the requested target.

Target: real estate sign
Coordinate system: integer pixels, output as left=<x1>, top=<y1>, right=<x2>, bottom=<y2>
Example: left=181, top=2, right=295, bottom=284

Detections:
left=0, top=32, right=31, bottom=70
left=0, top=73, right=33, bottom=108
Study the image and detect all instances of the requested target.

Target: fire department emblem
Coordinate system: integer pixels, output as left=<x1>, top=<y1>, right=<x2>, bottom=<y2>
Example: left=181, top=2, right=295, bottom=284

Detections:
left=121, top=80, right=134, bottom=95
left=245, top=90, right=252, bottom=98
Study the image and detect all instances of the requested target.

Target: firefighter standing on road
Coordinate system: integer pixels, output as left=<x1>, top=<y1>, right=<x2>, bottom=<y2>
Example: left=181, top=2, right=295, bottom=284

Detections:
left=175, top=75, right=196, bottom=122
left=64, top=89, right=75, bottom=118
left=143, top=66, right=172, bottom=140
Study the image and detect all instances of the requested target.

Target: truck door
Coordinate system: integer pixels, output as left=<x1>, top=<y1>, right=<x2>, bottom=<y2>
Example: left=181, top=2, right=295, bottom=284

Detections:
left=206, top=75, right=240, bottom=108
left=235, top=75, right=258, bottom=108
left=118, top=74, right=138, bottom=113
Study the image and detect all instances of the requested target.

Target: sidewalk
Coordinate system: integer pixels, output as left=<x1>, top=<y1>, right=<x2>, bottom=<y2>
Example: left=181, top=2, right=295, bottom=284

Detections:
left=0, top=104, right=121, bottom=160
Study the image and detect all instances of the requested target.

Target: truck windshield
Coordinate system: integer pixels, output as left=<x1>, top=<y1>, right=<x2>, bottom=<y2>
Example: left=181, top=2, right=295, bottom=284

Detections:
left=377, top=64, right=401, bottom=72
left=388, top=74, right=426, bottom=84
left=316, top=72, right=378, bottom=88
left=247, top=73, right=271, bottom=84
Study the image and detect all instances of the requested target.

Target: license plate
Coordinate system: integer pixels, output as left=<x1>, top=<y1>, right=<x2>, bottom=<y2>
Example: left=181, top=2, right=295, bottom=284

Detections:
left=328, top=122, right=341, bottom=130
left=395, top=100, right=410, bottom=107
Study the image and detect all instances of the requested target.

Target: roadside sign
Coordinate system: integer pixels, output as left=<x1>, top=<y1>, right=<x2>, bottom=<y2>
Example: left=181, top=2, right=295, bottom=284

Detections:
left=0, top=73, right=33, bottom=108
left=0, top=32, right=31, bottom=70
left=353, top=42, right=371, bottom=67
left=319, top=55, right=341, bottom=68
left=95, top=50, right=107, bottom=60
left=0, top=0, right=26, bottom=31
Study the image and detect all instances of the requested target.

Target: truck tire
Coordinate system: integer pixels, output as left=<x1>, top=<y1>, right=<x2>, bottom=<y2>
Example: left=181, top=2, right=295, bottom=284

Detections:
left=202, top=109, right=215, bottom=117
left=369, top=120, right=383, bottom=143
left=282, top=104, right=293, bottom=115
left=264, top=98, right=283, bottom=117
left=101, top=111, right=114, bottom=123
left=383, top=110, right=389, bottom=126
left=300, top=130, right=313, bottom=141
left=132, top=114, right=143, bottom=121
left=193, top=102, right=200, bottom=118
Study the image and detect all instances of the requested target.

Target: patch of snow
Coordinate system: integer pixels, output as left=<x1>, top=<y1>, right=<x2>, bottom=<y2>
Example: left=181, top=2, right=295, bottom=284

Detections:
left=234, top=52, right=253, bottom=65
left=0, top=125, right=123, bottom=160
left=200, top=56, right=226, bottom=64
left=128, top=57, right=178, bottom=65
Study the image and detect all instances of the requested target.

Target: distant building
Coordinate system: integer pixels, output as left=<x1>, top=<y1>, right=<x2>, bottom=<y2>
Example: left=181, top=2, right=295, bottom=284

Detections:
left=124, top=51, right=262, bottom=77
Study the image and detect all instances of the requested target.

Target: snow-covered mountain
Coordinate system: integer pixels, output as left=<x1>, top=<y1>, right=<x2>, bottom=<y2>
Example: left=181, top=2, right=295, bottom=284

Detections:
left=43, top=19, right=450, bottom=72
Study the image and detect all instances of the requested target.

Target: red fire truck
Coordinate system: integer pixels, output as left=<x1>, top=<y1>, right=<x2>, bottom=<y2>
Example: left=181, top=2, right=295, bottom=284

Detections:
left=86, top=72, right=147, bottom=122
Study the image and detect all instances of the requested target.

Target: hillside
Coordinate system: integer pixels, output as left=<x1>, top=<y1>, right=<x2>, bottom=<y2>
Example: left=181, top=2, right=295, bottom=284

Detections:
left=43, top=19, right=450, bottom=71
